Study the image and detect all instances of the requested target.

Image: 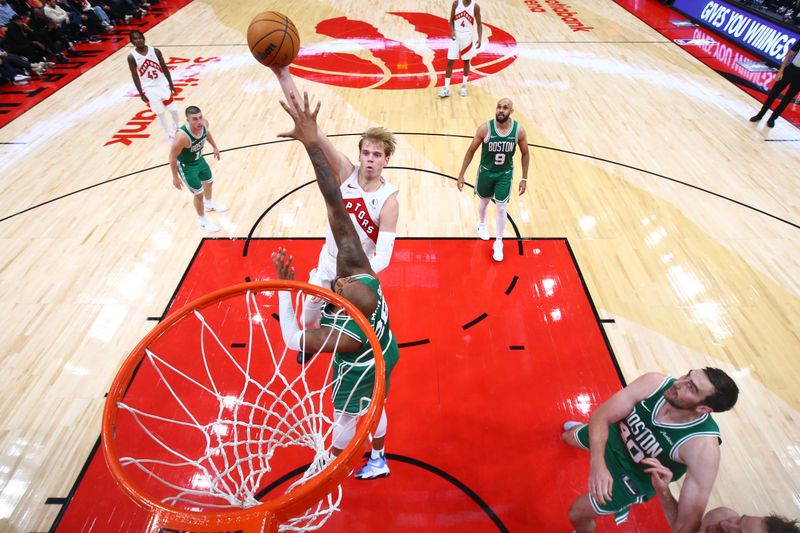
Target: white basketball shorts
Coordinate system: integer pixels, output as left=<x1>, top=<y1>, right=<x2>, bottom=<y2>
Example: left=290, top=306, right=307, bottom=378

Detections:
left=447, top=31, right=476, bottom=61
left=143, top=84, right=174, bottom=114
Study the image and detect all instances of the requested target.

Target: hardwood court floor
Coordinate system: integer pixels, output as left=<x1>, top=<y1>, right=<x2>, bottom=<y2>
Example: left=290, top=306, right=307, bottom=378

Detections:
left=0, top=0, right=798, bottom=531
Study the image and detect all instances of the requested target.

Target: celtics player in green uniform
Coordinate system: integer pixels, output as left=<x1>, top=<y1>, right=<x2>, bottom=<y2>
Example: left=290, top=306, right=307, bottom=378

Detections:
left=561, top=369, right=739, bottom=533
left=168, top=105, right=226, bottom=232
left=272, top=91, right=399, bottom=480
left=457, top=97, right=529, bottom=262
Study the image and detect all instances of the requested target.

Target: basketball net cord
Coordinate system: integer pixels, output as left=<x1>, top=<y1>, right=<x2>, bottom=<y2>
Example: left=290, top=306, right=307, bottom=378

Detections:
left=115, top=289, right=375, bottom=531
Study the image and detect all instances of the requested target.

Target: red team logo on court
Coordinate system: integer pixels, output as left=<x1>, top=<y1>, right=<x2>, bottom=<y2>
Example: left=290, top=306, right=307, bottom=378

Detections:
left=290, top=12, right=517, bottom=90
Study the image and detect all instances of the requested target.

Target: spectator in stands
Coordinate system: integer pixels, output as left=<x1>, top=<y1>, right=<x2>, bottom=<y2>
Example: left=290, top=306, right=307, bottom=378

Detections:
left=0, top=0, right=17, bottom=26
left=0, top=48, right=31, bottom=84
left=750, top=38, right=800, bottom=127
left=74, top=0, right=113, bottom=30
left=29, top=8, right=72, bottom=61
left=63, top=0, right=105, bottom=36
left=3, top=15, right=55, bottom=65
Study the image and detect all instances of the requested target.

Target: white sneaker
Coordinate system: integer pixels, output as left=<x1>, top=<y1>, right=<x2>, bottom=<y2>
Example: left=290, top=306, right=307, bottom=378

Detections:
left=476, top=223, right=489, bottom=240
left=204, top=200, right=228, bottom=212
left=563, top=421, right=583, bottom=432
left=14, top=73, right=31, bottom=81
left=492, top=240, right=504, bottom=261
left=460, top=85, right=467, bottom=97
left=354, top=454, right=390, bottom=480
left=437, top=87, right=450, bottom=98
left=198, top=217, right=220, bottom=232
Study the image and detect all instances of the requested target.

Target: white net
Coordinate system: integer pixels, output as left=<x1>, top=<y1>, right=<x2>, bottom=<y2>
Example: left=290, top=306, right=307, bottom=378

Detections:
left=111, top=287, right=379, bottom=531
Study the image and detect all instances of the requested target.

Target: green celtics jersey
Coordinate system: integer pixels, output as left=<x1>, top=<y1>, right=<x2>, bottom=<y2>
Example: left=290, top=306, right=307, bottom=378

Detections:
left=320, top=274, right=399, bottom=414
left=605, top=376, right=721, bottom=495
left=478, top=119, right=519, bottom=174
left=177, top=124, right=206, bottom=164
left=320, top=274, right=398, bottom=365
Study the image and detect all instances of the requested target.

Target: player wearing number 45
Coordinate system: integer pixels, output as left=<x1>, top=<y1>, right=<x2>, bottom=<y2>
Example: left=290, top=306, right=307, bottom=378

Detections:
left=457, top=98, right=529, bottom=262
left=168, top=106, right=227, bottom=232
left=561, top=369, right=739, bottom=533
left=127, top=30, right=180, bottom=142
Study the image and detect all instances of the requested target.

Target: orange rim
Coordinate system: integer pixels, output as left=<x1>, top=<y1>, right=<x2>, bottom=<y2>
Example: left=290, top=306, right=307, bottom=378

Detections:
left=101, top=280, right=386, bottom=528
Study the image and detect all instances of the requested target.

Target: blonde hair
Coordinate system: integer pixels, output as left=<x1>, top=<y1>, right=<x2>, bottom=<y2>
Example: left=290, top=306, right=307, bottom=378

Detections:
left=359, top=126, right=397, bottom=157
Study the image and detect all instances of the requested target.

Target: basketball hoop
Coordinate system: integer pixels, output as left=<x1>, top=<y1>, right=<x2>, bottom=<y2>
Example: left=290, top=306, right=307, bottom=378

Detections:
left=102, top=280, right=386, bottom=532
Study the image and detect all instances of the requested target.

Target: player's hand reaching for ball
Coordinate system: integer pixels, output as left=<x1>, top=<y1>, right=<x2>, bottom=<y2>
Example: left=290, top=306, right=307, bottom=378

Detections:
left=271, top=247, right=295, bottom=281
left=278, top=91, right=321, bottom=147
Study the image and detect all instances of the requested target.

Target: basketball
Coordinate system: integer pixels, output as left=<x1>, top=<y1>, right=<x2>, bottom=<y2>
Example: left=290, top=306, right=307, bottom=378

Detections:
left=247, top=11, right=300, bottom=68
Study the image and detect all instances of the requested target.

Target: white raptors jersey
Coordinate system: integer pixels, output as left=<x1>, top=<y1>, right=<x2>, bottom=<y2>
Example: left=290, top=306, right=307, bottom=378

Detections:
left=453, top=0, right=477, bottom=36
left=324, top=167, right=398, bottom=258
left=130, top=46, right=167, bottom=89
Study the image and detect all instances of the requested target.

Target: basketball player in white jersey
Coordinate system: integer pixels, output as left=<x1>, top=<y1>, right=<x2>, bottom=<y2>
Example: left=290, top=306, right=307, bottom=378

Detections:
left=127, top=30, right=180, bottom=142
left=438, top=0, right=482, bottom=98
left=270, top=66, right=399, bottom=340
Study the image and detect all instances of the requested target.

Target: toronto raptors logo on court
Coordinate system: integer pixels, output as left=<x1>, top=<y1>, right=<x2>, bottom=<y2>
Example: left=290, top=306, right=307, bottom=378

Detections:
left=290, top=12, right=517, bottom=90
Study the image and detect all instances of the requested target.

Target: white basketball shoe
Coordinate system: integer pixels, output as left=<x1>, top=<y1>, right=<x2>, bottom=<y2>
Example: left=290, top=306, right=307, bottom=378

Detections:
left=204, top=200, right=228, bottom=212
left=492, top=240, right=504, bottom=261
left=198, top=216, right=220, bottom=232
left=476, top=222, right=490, bottom=240
left=437, top=87, right=450, bottom=98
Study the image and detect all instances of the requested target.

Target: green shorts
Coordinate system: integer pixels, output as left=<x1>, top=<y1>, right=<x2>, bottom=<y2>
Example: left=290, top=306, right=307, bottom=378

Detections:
left=476, top=167, right=513, bottom=202
left=573, top=424, right=650, bottom=524
left=332, top=340, right=399, bottom=414
left=177, top=157, right=213, bottom=195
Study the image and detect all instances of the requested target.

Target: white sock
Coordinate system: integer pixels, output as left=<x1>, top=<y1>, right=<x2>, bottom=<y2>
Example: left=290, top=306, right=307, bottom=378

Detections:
left=495, top=202, right=508, bottom=239
left=371, top=447, right=384, bottom=460
left=157, top=113, right=171, bottom=135
left=168, top=105, right=180, bottom=128
left=462, top=73, right=469, bottom=86
left=444, top=77, right=451, bottom=89
left=478, top=197, right=490, bottom=224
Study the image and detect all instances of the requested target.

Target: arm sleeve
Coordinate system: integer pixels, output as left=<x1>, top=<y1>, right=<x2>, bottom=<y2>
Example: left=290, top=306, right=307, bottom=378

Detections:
left=368, top=231, right=396, bottom=274
left=278, top=291, right=303, bottom=351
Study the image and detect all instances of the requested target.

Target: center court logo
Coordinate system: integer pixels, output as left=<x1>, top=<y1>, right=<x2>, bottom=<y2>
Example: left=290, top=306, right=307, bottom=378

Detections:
left=290, top=12, right=517, bottom=90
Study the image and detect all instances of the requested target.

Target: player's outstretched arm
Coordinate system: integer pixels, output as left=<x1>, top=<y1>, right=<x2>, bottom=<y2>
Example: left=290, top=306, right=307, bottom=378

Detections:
left=270, top=65, right=355, bottom=182
left=457, top=123, right=487, bottom=191
left=278, top=91, right=372, bottom=277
